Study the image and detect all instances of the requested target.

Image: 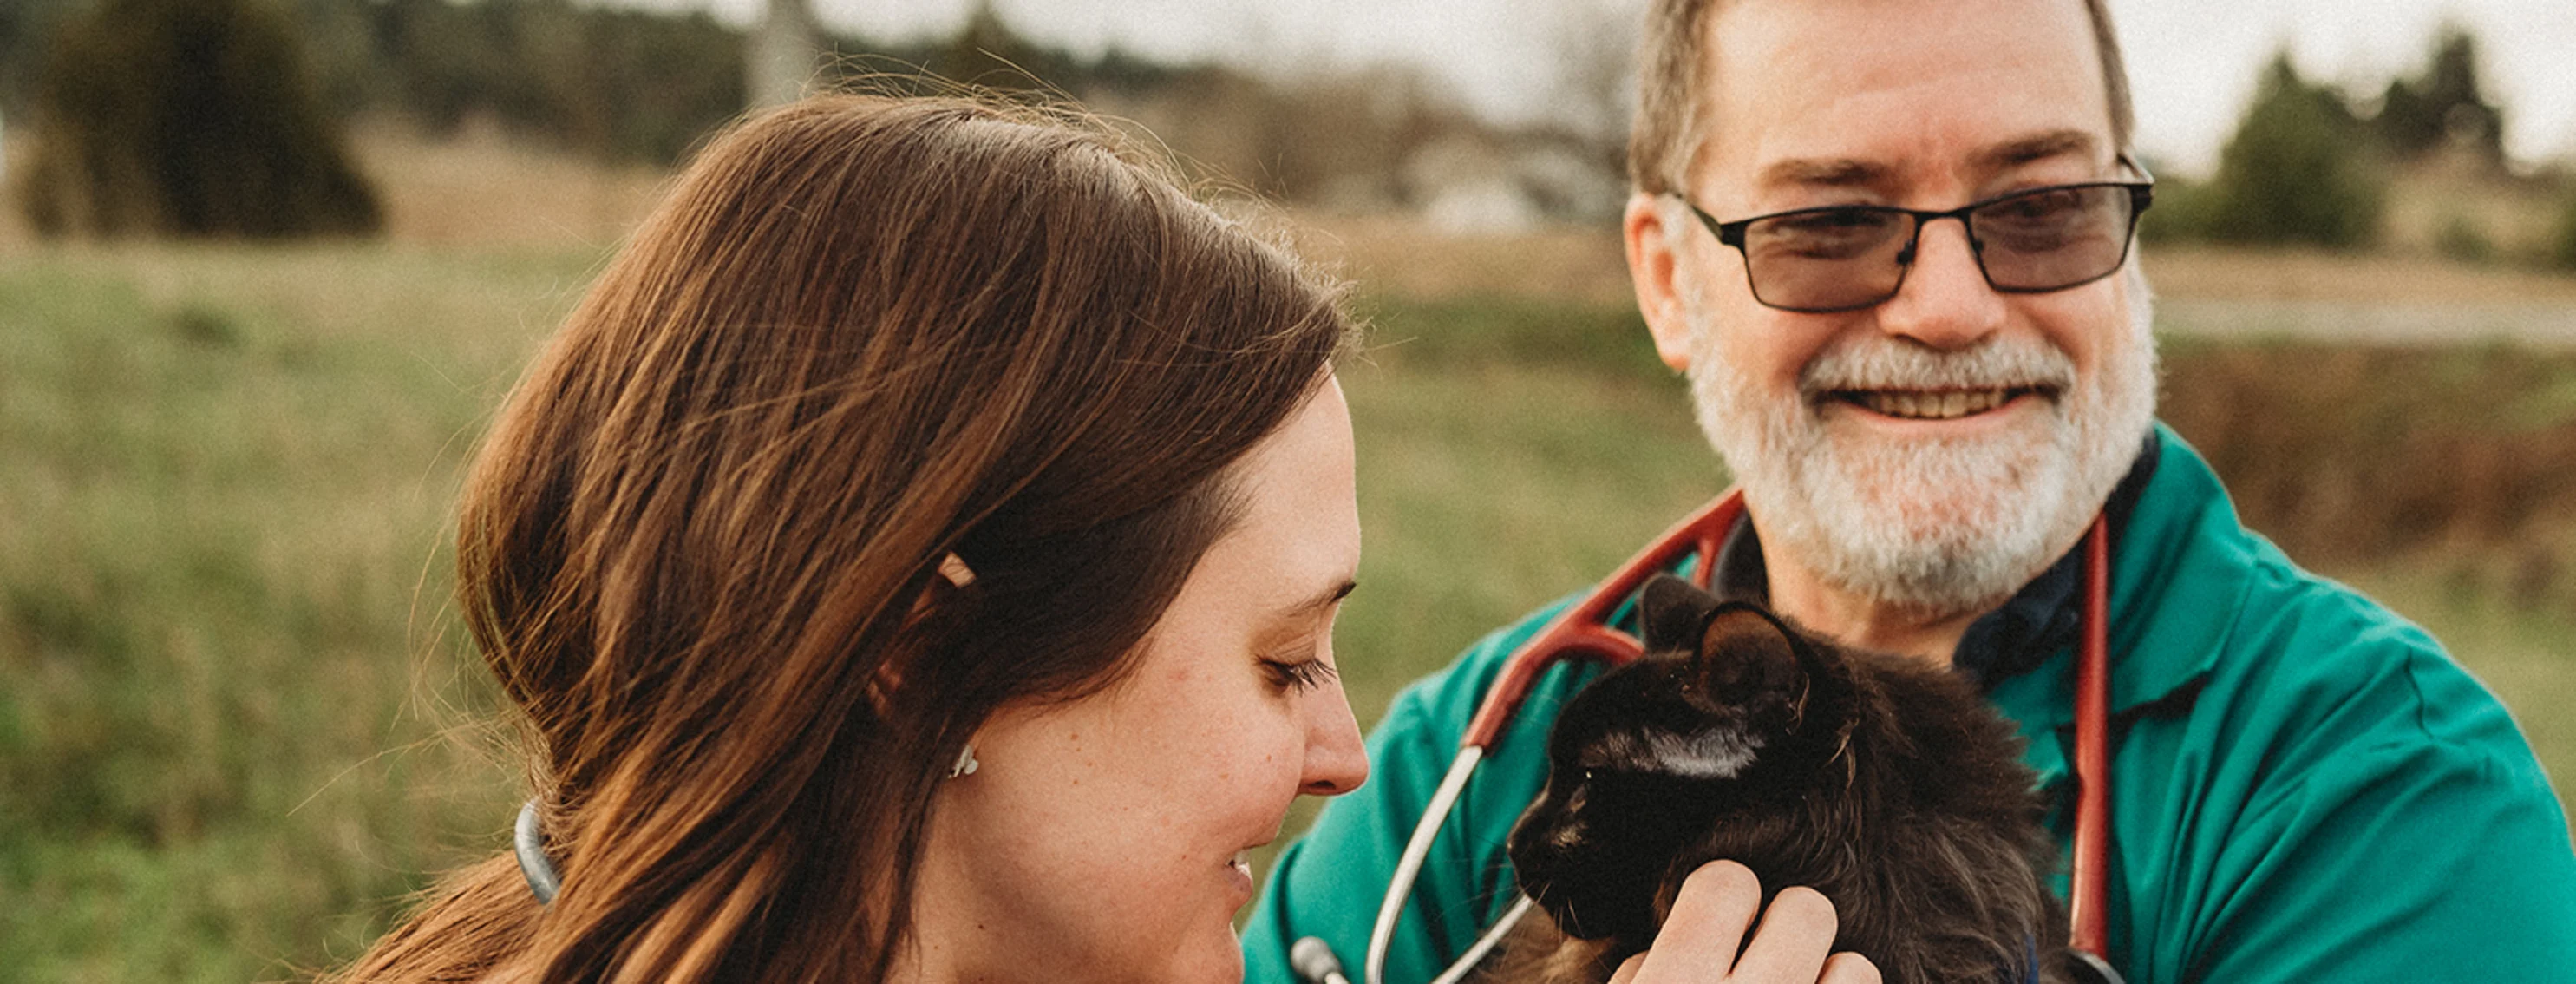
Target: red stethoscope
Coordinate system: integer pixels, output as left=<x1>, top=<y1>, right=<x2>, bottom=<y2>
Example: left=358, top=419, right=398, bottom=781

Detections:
left=1355, top=490, right=2118, bottom=984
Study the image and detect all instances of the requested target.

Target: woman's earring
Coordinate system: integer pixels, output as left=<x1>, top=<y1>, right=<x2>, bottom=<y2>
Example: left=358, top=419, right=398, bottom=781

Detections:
left=947, top=743, right=980, bottom=779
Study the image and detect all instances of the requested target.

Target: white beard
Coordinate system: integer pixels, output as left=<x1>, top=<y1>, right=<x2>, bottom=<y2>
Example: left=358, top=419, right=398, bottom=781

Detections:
left=1684, top=265, right=2160, bottom=617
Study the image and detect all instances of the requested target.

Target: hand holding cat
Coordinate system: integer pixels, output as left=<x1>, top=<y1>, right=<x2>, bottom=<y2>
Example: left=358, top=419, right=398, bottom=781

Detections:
left=1606, top=861, right=1882, bottom=984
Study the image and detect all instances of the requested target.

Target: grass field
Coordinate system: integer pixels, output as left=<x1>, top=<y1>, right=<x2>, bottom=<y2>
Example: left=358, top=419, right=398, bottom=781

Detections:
left=0, top=244, right=592, bottom=981
left=4, top=223, right=2574, bottom=980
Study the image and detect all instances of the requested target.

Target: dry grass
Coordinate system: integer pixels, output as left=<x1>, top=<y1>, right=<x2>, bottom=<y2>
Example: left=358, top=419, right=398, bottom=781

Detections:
left=0, top=243, right=593, bottom=981
left=0, top=121, right=673, bottom=255
left=1285, top=211, right=1638, bottom=306
left=2143, top=245, right=2576, bottom=305
left=2160, top=340, right=2576, bottom=613
left=350, top=121, right=673, bottom=249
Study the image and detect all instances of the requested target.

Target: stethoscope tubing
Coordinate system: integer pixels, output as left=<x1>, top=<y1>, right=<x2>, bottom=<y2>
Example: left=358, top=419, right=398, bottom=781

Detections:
left=2069, top=513, right=2114, bottom=959
left=1359, top=492, right=2117, bottom=984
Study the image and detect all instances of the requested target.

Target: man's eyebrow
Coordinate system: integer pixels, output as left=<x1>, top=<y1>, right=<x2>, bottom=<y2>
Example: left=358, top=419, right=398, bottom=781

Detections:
left=1971, top=130, right=2102, bottom=172
left=1756, top=157, right=1893, bottom=190
left=1752, top=131, right=2105, bottom=193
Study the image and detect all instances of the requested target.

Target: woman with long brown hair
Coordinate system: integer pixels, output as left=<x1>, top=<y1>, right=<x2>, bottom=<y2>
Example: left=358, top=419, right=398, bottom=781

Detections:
left=336, top=94, right=1368, bottom=982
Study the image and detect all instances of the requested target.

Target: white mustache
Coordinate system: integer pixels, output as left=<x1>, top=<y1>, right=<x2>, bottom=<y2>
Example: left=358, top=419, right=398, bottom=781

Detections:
left=1798, top=337, right=2078, bottom=397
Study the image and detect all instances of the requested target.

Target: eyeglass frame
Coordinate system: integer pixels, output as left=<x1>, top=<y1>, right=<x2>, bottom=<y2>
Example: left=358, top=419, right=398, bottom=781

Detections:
left=1677, top=157, right=2156, bottom=313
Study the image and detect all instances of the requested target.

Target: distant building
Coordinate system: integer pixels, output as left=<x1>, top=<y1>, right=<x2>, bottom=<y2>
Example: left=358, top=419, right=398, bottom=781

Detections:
left=1403, top=129, right=1625, bottom=232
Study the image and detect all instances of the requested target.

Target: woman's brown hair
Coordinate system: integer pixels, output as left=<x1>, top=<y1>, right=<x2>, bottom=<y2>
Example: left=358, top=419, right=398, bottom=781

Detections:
left=334, top=95, right=1352, bottom=982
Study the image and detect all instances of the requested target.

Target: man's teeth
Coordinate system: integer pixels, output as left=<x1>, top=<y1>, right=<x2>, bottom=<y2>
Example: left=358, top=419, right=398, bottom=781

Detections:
left=1856, top=389, right=2013, bottom=419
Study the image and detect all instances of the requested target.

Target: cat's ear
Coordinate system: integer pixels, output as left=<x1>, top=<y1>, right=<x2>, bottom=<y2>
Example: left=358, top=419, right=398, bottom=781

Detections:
left=1697, top=604, right=1804, bottom=700
left=1638, top=574, right=1721, bottom=653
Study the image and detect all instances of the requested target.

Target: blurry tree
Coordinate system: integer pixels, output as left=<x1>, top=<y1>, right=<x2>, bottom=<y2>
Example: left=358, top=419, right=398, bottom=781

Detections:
left=932, top=2, right=1070, bottom=95
left=2550, top=191, right=2576, bottom=272
left=0, top=0, right=83, bottom=113
left=14, top=0, right=380, bottom=239
left=2135, top=169, right=2221, bottom=243
left=359, top=0, right=742, bottom=162
left=5, top=0, right=1563, bottom=217
left=2196, top=52, right=2385, bottom=248
left=2373, top=25, right=2506, bottom=167
left=747, top=0, right=822, bottom=109
left=1546, top=0, right=1644, bottom=180
left=1264, top=64, right=1468, bottom=207
left=2433, top=211, right=2494, bottom=264
left=284, top=0, right=383, bottom=118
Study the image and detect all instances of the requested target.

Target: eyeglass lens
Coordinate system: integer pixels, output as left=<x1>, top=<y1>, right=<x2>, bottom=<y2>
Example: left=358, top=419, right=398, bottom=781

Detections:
left=1740, top=184, right=2137, bottom=312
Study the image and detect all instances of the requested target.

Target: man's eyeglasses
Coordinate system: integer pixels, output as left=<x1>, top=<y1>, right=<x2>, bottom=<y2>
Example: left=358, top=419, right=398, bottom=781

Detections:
left=1681, top=164, right=2154, bottom=313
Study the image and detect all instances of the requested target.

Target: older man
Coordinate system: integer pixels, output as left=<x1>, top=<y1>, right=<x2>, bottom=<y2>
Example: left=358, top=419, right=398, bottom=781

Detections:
left=1245, top=0, right=2576, bottom=981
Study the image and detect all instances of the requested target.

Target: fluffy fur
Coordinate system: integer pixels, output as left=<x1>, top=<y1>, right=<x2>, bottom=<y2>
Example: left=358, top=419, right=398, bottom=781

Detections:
left=1488, top=574, right=2081, bottom=983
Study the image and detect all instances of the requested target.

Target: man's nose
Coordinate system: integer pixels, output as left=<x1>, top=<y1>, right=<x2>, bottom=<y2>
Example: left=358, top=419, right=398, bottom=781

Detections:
left=1874, top=218, right=2006, bottom=350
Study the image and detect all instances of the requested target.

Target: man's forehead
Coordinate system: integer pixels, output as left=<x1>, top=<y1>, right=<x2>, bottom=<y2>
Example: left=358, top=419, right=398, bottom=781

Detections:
left=1695, top=0, right=2113, bottom=192
left=1752, top=130, right=2104, bottom=190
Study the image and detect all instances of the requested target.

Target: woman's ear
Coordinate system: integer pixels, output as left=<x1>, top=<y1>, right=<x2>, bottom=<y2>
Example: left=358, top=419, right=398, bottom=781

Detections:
left=871, top=552, right=977, bottom=716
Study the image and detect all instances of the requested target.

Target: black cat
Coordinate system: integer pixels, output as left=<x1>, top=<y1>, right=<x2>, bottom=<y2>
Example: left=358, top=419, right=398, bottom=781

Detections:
left=1492, top=574, right=2090, bottom=984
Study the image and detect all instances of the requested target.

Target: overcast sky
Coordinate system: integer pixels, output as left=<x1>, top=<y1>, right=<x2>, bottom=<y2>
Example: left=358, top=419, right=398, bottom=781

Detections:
left=631, top=0, right=2576, bottom=174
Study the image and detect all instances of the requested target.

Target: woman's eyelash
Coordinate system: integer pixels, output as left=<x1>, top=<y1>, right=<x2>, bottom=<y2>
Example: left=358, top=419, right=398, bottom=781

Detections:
left=1261, top=656, right=1338, bottom=692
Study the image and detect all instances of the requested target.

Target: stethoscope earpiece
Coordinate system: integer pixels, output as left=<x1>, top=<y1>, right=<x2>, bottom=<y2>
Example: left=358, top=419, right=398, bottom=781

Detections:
left=513, top=799, right=561, bottom=905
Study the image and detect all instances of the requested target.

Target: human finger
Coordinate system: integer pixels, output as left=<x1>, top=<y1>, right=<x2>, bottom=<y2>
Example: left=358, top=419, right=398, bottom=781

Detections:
left=1728, top=886, right=1839, bottom=981
left=1818, top=950, right=1882, bottom=984
left=1633, top=860, right=1767, bottom=979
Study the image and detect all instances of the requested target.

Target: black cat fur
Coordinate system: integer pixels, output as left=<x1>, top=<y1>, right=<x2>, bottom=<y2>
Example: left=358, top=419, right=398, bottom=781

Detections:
left=1486, top=574, right=2077, bottom=984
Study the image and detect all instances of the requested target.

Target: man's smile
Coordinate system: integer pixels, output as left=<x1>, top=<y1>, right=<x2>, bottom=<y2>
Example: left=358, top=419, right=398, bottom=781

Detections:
left=1823, top=386, right=2055, bottom=421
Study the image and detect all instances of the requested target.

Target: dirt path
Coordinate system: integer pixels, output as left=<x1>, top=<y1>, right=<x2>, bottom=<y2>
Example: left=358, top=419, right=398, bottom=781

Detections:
left=2154, top=296, right=2576, bottom=346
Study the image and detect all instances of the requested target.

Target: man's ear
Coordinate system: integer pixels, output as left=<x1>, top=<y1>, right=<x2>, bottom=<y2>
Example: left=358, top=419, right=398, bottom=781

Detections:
left=1625, top=191, right=1697, bottom=373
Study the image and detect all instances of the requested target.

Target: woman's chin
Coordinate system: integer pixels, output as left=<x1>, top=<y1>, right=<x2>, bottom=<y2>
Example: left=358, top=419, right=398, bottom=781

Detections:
left=1210, top=940, right=1249, bottom=983
left=1154, top=931, right=1246, bottom=984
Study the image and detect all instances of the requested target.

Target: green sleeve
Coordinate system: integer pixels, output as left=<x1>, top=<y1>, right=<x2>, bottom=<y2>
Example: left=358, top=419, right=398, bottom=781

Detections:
left=2188, top=737, right=2576, bottom=981
left=2116, top=595, right=2576, bottom=981
left=2190, top=644, right=2576, bottom=981
left=1243, top=598, right=1587, bottom=984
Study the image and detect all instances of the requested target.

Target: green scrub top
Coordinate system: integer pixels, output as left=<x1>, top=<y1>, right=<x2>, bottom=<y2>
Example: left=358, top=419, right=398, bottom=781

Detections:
left=1243, top=425, right=2576, bottom=982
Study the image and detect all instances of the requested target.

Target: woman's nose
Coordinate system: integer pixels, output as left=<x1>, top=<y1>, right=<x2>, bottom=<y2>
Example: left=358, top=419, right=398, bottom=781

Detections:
left=1299, top=686, right=1370, bottom=796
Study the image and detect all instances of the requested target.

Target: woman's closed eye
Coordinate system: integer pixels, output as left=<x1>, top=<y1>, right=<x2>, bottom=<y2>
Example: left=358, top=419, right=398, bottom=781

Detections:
left=1260, top=649, right=1339, bottom=693
left=1258, top=582, right=1353, bottom=694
